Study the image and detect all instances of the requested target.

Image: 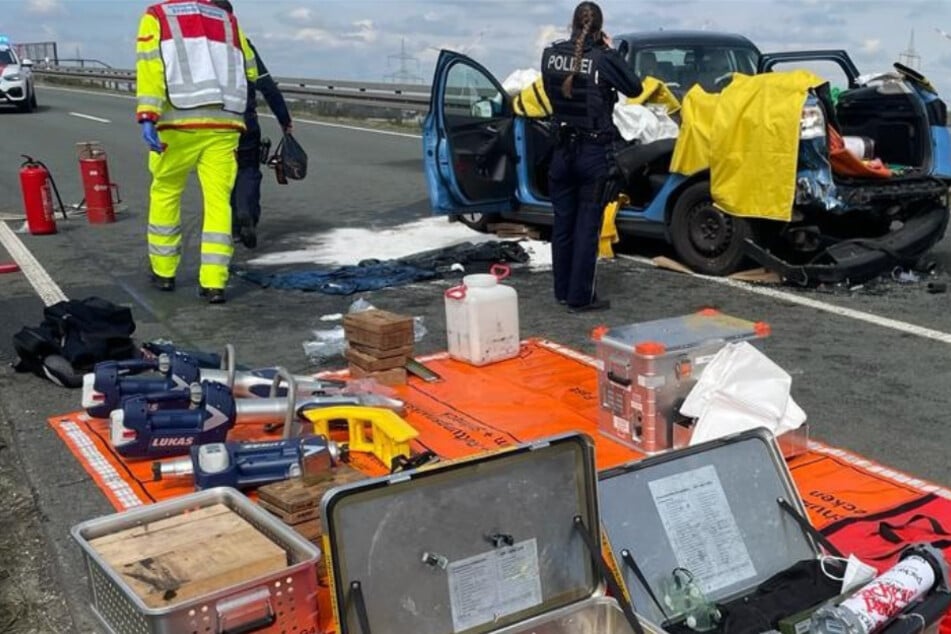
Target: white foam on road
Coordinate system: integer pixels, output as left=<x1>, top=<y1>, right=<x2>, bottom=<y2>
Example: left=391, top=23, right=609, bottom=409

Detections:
left=249, top=217, right=496, bottom=266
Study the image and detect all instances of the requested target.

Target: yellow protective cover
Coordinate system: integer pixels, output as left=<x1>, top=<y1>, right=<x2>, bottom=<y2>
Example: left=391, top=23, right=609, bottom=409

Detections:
left=671, top=71, right=825, bottom=221
left=624, top=75, right=681, bottom=114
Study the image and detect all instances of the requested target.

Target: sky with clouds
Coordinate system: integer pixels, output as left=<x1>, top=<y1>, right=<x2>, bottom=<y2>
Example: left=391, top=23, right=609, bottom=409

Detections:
left=4, top=0, right=951, bottom=94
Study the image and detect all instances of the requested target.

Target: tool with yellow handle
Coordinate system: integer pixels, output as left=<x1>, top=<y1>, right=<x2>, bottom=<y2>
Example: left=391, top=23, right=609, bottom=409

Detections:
left=299, top=406, right=419, bottom=470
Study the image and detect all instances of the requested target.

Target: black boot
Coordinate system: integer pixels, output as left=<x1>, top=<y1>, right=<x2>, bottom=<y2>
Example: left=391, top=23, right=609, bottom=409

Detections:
left=151, top=274, right=175, bottom=292
left=199, top=287, right=226, bottom=304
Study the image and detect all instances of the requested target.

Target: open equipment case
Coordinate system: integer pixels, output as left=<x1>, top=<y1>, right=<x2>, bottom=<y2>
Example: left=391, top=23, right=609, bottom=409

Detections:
left=320, top=433, right=659, bottom=634
left=598, top=428, right=951, bottom=634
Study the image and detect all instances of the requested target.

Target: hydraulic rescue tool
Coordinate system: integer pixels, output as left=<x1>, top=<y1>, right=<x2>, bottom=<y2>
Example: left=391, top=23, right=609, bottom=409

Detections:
left=83, top=344, right=347, bottom=419
left=152, top=435, right=345, bottom=490
left=110, top=371, right=372, bottom=459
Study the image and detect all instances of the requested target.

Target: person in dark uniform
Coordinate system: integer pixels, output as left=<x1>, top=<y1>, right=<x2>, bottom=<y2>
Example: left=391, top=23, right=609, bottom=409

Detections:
left=212, top=0, right=292, bottom=250
left=541, top=1, right=642, bottom=312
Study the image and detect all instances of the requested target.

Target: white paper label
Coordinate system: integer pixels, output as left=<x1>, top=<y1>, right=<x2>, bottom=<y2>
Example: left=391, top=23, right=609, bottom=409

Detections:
left=613, top=415, right=631, bottom=435
left=648, top=464, right=756, bottom=594
left=447, top=538, right=543, bottom=632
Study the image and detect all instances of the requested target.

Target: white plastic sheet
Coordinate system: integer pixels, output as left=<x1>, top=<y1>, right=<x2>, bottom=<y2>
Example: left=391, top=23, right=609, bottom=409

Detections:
left=501, top=68, right=541, bottom=96
left=680, top=341, right=806, bottom=445
left=612, top=103, right=679, bottom=144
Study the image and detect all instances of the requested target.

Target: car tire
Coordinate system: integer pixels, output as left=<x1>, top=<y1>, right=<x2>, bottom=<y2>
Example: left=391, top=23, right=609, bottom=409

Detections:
left=29, top=88, right=37, bottom=111
left=453, top=212, right=500, bottom=233
left=669, top=180, right=751, bottom=276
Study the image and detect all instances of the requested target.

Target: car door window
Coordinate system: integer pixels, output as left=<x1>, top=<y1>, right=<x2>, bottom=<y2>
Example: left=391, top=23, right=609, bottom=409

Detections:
left=444, top=62, right=505, bottom=125
left=0, top=50, right=15, bottom=65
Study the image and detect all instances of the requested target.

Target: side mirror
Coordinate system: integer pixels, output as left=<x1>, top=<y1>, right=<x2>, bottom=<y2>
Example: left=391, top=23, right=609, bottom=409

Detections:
left=617, top=40, right=630, bottom=60
left=21, top=59, right=33, bottom=67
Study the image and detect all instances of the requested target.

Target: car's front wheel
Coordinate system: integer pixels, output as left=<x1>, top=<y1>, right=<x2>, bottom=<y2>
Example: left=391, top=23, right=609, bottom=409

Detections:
left=669, top=181, right=751, bottom=275
left=18, top=87, right=36, bottom=113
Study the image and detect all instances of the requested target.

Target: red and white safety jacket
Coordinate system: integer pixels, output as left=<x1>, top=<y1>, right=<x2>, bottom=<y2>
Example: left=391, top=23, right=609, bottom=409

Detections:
left=136, top=0, right=258, bottom=130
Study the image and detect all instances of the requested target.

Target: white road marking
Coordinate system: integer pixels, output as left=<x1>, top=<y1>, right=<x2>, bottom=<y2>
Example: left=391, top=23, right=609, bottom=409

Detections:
left=618, top=254, right=951, bottom=345
left=68, top=111, right=111, bottom=123
left=0, top=221, right=68, bottom=306
left=39, top=85, right=421, bottom=138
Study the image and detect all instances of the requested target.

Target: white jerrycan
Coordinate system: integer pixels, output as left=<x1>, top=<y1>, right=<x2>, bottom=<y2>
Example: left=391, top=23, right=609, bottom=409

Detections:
left=444, top=264, right=520, bottom=366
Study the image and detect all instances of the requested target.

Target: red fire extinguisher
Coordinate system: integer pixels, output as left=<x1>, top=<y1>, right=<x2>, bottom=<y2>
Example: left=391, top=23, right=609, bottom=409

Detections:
left=77, top=142, right=120, bottom=224
left=19, top=155, right=66, bottom=236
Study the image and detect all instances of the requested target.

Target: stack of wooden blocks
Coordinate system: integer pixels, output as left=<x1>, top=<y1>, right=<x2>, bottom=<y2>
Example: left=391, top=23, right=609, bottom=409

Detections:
left=257, top=466, right=367, bottom=583
left=343, top=309, right=414, bottom=386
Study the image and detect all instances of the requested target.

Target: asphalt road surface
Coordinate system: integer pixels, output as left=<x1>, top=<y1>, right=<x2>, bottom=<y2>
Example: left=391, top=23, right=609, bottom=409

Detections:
left=1, top=86, right=951, bottom=632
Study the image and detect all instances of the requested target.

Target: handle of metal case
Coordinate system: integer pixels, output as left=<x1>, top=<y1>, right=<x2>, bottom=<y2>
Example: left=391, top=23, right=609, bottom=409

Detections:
left=216, top=586, right=275, bottom=634
left=222, top=343, right=236, bottom=388
left=269, top=367, right=298, bottom=439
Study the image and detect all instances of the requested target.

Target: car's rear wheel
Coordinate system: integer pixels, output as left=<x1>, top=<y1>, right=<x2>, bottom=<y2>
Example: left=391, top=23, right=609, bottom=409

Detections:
left=670, top=181, right=751, bottom=275
left=452, top=212, right=500, bottom=233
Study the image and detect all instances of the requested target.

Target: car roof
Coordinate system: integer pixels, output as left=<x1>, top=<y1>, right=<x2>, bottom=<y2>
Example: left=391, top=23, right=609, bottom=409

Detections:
left=617, top=30, right=760, bottom=52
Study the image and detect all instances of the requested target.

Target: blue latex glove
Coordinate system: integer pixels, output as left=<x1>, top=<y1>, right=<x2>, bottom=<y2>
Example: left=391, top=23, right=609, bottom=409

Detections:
left=140, top=121, right=164, bottom=153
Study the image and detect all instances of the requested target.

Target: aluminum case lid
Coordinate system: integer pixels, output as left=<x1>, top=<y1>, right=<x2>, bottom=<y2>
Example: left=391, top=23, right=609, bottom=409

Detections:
left=320, top=433, right=602, bottom=634
left=598, top=428, right=817, bottom=627
left=601, top=312, right=767, bottom=354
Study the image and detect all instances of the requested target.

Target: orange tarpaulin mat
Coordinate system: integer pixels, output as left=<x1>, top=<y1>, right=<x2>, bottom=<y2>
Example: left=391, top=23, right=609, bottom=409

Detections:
left=48, top=338, right=951, bottom=633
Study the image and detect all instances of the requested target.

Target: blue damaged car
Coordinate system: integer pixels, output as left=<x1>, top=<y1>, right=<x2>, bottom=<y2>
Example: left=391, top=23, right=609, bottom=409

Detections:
left=423, top=31, right=951, bottom=284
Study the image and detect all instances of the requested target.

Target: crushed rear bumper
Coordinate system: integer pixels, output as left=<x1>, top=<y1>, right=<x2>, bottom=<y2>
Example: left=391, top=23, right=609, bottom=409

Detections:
left=744, top=204, right=950, bottom=285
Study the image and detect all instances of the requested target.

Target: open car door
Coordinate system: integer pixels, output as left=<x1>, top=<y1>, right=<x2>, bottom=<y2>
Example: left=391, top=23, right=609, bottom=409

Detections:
left=757, top=50, right=860, bottom=87
left=423, top=50, right=517, bottom=215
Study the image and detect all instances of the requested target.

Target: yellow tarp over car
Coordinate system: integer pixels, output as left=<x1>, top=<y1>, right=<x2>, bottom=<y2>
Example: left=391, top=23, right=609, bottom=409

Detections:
left=671, top=70, right=826, bottom=222
left=625, top=76, right=681, bottom=114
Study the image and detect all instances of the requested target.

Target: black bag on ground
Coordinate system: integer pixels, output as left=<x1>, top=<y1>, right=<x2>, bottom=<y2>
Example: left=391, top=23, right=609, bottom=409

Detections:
left=269, top=132, right=307, bottom=184
left=11, top=297, right=137, bottom=388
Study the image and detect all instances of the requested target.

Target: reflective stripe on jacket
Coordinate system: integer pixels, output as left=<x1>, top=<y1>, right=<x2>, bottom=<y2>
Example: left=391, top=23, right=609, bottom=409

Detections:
left=136, top=0, right=258, bottom=131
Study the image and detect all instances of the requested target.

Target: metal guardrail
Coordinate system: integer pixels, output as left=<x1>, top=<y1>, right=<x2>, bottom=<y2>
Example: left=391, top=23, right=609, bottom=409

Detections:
left=33, top=66, right=433, bottom=112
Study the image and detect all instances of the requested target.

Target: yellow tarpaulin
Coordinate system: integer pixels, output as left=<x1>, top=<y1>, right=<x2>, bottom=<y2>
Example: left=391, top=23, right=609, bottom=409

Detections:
left=669, top=85, right=721, bottom=176
left=624, top=76, right=681, bottom=114
left=670, top=70, right=825, bottom=222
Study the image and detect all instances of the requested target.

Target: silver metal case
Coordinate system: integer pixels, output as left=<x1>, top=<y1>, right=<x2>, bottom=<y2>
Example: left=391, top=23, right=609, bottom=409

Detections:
left=320, top=433, right=650, bottom=634
left=72, top=487, right=321, bottom=634
left=598, top=428, right=820, bottom=630
left=596, top=311, right=768, bottom=453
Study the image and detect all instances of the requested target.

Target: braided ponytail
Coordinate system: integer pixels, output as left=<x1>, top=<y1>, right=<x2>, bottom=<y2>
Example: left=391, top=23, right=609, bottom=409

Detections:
left=560, top=2, right=603, bottom=98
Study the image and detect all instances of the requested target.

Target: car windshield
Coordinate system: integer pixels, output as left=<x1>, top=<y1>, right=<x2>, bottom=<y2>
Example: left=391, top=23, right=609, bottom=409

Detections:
left=633, top=46, right=759, bottom=93
left=0, top=49, right=16, bottom=65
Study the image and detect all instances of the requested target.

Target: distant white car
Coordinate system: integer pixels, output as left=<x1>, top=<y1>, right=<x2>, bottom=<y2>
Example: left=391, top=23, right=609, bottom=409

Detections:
left=0, top=38, right=37, bottom=113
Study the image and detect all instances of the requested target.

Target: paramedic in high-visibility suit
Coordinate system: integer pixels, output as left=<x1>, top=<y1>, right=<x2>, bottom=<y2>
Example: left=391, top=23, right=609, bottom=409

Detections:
left=135, top=0, right=258, bottom=304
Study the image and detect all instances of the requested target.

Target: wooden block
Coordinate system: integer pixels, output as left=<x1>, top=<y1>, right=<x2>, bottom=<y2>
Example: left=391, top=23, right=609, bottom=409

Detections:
left=89, top=503, right=287, bottom=609
left=258, top=466, right=368, bottom=516
left=344, top=346, right=408, bottom=372
left=349, top=341, right=414, bottom=359
left=343, top=309, right=414, bottom=350
left=348, top=364, right=407, bottom=386
left=293, top=518, right=322, bottom=542
left=257, top=498, right=320, bottom=525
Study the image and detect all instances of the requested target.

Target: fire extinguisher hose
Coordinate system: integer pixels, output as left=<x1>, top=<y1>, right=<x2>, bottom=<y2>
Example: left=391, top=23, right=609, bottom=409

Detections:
left=20, top=155, right=69, bottom=221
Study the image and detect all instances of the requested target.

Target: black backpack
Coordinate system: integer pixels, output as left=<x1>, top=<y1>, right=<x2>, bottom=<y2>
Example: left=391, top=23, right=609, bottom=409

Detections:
left=12, top=297, right=137, bottom=388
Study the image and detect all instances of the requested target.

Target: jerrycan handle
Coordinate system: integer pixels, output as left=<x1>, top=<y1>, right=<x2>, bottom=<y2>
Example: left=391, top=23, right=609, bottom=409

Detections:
left=445, top=285, right=467, bottom=300
left=490, top=263, right=511, bottom=280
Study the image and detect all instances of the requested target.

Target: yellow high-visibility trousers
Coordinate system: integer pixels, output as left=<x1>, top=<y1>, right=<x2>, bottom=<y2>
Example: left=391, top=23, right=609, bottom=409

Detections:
left=147, top=129, right=239, bottom=290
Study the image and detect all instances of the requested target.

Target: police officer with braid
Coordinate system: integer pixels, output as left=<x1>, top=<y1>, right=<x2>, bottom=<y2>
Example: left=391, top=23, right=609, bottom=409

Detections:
left=542, top=1, right=642, bottom=312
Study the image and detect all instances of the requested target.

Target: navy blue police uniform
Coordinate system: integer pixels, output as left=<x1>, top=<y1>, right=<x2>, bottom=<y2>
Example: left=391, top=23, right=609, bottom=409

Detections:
left=541, top=37, right=642, bottom=310
left=233, top=41, right=292, bottom=248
